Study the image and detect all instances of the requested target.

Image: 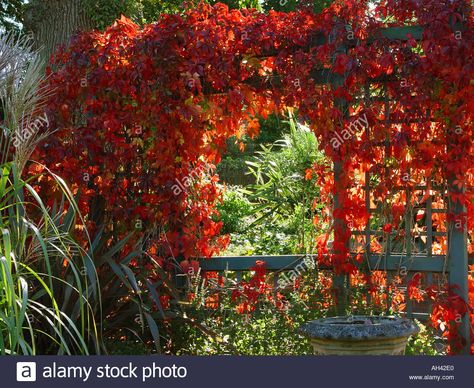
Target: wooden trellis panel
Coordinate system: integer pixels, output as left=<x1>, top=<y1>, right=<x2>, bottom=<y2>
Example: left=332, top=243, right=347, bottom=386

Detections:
left=195, top=23, right=470, bottom=354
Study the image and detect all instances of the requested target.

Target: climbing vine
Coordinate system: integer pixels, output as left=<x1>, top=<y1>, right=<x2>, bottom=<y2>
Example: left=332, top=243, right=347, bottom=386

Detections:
left=36, top=0, right=473, bottom=352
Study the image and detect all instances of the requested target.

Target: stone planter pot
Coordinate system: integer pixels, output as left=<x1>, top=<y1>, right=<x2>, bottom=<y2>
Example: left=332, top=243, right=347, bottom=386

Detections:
left=299, top=315, right=419, bottom=355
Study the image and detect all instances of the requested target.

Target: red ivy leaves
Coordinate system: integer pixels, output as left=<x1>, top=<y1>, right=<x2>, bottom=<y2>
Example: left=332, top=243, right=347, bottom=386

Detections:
left=34, top=1, right=473, bottom=348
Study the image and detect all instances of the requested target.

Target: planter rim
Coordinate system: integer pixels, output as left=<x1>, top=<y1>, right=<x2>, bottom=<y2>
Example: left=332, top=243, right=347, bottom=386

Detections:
left=299, top=315, right=419, bottom=341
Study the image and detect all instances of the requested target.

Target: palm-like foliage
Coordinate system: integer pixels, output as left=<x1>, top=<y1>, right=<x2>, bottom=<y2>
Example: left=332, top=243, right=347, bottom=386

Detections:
left=238, top=113, right=328, bottom=253
left=244, top=114, right=325, bottom=222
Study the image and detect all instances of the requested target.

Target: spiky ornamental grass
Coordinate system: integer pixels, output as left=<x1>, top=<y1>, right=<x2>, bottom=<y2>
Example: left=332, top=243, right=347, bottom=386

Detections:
left=0, top=31, right=101, bottom=355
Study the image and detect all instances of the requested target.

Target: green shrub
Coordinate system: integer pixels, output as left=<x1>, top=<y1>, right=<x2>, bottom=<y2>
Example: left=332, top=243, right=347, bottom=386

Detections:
left=168, top=269, right=329, bottom=355
left=405, top=320, right=443, bottom=355
left=217, top=187, right=253, bottom=235
left=219, top=113, right=328, bottom=255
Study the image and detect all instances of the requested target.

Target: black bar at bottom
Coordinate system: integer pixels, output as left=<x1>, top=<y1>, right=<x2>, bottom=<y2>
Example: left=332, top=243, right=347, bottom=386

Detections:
left=2, top=355, right=471, bottom=388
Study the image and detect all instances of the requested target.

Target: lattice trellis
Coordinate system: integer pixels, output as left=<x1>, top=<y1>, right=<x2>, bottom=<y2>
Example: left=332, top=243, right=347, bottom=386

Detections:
left=195, top=23, right=470, bottom=354
left=330, top=68, right=470, bottom=352
left=343, top=81, right=452, bottom=323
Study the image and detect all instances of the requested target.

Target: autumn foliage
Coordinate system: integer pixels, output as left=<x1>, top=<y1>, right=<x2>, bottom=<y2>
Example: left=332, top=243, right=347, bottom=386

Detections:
left=34, top=0, right=473, bottom=352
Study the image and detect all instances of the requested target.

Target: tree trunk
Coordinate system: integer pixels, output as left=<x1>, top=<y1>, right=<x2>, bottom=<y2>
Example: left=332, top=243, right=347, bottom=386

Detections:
left=23, top=0, right=93, bottom=62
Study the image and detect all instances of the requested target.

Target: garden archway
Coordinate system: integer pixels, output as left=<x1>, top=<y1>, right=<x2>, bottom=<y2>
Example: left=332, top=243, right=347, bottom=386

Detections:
left=38, top=1, right=473, bottom=353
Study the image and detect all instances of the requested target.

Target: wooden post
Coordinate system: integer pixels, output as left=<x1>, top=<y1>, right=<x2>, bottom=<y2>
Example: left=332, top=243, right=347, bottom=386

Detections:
left=448, top=178, right=470, bottom=354
left=333, top=160, right=349, bottom=316
left=331, top=30, right=350, bottom=316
